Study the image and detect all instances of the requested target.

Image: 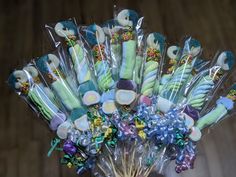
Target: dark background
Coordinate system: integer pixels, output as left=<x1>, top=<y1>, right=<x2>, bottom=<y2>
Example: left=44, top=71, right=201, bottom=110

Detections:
left=1, top=0, right=236, bottom=177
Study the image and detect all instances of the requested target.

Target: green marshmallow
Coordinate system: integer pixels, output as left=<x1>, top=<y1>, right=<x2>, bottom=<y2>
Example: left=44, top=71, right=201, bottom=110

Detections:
left=28, top=91, right=53, bottom=120
left=52, top=80, right=82, bottom=110
left=196, top=104, right=227, bottom=130
left=78, top=80, right=97, bottom=96
left=119, top=40, right=137, bottom=80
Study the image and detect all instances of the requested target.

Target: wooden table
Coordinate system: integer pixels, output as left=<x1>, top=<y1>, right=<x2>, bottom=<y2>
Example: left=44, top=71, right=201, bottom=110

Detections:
left=0, top=0, right=236, bottom=177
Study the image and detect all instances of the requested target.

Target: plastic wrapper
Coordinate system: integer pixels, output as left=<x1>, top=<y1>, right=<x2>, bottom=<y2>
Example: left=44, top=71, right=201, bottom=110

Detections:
left=114, top=9, right=144, bottom=108
left=184, top=51, right=235, bottom=114
left=46, top=19, right=101, bottom=107
left=102, top=19, right=122, bottom=81
left=158, top=45, right=181, bottom=94
left=8, top=65, right=67, bottom=131
left=80, top=24, right=118, bottom=115
left=139, top=32, right=166, bottom=106
left=157, top=37, right=202, bottom=113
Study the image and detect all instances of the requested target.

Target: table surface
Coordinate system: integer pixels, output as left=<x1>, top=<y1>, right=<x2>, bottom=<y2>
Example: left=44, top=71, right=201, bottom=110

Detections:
left=0, top=0, right=236, bottom=177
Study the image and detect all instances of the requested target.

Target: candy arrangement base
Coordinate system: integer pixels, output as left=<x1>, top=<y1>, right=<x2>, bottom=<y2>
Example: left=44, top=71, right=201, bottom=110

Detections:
left=8, top=7, right=236, bottom=177
left=93, top=141, right=168, bottom=177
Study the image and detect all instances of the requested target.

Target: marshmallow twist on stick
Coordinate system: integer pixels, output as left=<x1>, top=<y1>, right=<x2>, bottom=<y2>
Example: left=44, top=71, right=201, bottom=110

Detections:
left=140, top=33, right=165, bottom=97
left=35, top=54, right=82, bottom=111
left=186, top=51, right=235, bottom=110
left=8, top=66, right=66, bottom=131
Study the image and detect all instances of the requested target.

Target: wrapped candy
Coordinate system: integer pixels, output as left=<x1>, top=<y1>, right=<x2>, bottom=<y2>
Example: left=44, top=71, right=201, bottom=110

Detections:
left=185, top=51, right=235, bottom=112
left=82, top=24, right=117, bottom=114
left=139, top=33, right=166, bottom=105
left=8, top=65, right=66, bottom=130
left=196, top=83, right=236, bottom=131
left=47, top=19, right=101, bottom=107
left=158, top=45, right=181, bottom=93
left=115, top=9, right=142, bottom=107
left=157, top=38, right=202, bottom=113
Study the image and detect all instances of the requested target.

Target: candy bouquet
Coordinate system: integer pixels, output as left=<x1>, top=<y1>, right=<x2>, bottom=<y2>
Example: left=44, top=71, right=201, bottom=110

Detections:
left=8, top=8, right=236, bottom=177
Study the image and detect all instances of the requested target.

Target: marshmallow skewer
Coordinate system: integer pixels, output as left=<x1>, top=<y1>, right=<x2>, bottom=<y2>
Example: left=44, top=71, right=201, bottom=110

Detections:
left=8, top=66, right=66, bottom=131
left=115, top=9, right=139, bottom=106
left=196, top=83, right=236, bottom=130
left=158, top=45, right=180, bottom=93
left=140, top=33, right=165, bottom=101
left=157, top=38, right=201, bottom=113
left=117, top=9, right=139, bottom=79
left=54, top=20, right=91, bottom=84
left=35, top=54, right=82, bottom=111
left=85, top=24, right=117, bottom=114
left=54, top=20, right=100, bottom=107
left=85, top=24, right=115, bottom=92
left=186, top=51, right=235, bottom=110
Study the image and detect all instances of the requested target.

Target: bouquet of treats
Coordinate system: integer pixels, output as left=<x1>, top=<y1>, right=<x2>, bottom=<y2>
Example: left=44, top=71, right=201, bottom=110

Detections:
left=8, top=7, right=236, bottom=177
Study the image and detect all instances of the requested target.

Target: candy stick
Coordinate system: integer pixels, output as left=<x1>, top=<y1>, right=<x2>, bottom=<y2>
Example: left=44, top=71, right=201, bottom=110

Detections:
left=8, top=67, right=66, bottom=131
left=115, top=9, right=139, bottom=106
left=24, top=65, right=61, bottom=107
left=85, top=24, right=117, bottom=114
left=158, top=45, right=180, bottom=93
left=103, top=19, right=122, bottom=81
left=139, top=33, right=165, bottom=104
left=54, top=20, right=100, bottom=106
left=196, top=84, right=236, bottom=130
left=54, top=21, right=91, bottom=83
left=117, top=9, right=138, bottom=80
left=157, top=38, right=201, bottom=113
left=85, top=24, right=115, bottom=92
left=35, top=54, right=82, bottom=111
left=186, top=51, right=235, bottom=110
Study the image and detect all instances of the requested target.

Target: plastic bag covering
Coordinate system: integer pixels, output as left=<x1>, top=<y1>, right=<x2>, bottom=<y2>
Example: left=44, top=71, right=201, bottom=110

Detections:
left=157, top=37, right=202, bottom=113
left=8, top=65, right=67, bottom=131
left=114, top=9, right=144, bottom=107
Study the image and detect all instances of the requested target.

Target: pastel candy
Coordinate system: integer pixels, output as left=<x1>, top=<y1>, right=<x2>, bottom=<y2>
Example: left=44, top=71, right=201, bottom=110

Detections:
left=119, top=40, right=137, bottom=80
left=78, top=80, right=97, bottom=96
left=160, top=63, right=192, bottom=103
left=141, top=61, right=159, bottom=96
left=156, top=96, right=174, bottom=113
left=57, top=121, right=72, bottom=139
left=95, top=61, right=115, bottom=91
left=187, top=75, right=214, bottom=109
left=116, top=89, right=136, bottom=105
left=116, top=79, right=136, bottom=91
left=139, top=95, right=152, bottom=106
left=51, top=80, right=82, bottom=110
left=183, top=113, right=195, bottom=129
left=69, top=108, right=88, bottom=122
left=102, top=100, right=117, bottom=114
left=196, top=101, right=228, bottom=130
left=100, top=89, right=115, bottom=103
left=69, top=44, right=92, bottom=84
left=189, top=126, right=202, bottom=141
left=50, top=113, right=67, bottom=131
left=82, top=91, right=100, bottom=106
left=74, top=115, right=90, bottom=131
